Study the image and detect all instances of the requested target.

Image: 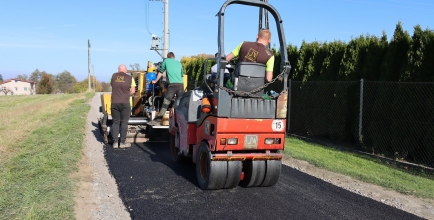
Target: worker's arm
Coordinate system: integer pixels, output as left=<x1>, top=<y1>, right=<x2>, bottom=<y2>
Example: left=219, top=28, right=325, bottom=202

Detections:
left=152, top=59, right=166, bottom=84
left=266, top=71, right=273, bottom=82
left=152, top=72, right=163, bottom=84
left=130, top=78, right=136, bottom=95
left=225, top=52, right=235, bottom=62
left=225, top=42, right=243, bottom=62
left=265, top=55, right=275, bottom=82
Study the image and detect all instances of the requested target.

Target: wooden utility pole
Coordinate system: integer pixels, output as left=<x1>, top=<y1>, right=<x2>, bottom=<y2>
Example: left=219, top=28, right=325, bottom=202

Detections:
left=88, top=39, right=91, bottom=91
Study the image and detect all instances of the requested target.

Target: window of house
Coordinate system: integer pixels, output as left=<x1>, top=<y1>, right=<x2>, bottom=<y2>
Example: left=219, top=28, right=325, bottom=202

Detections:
left=24, top=87, right=27, bottom=91
left=15, top=80, right=18, bottom=83
left=14, top=87, right=18, bottom=91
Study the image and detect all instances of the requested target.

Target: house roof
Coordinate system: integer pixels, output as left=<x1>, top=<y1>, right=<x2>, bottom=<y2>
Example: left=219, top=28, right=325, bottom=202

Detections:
left=0, top=78, right=36, bottom=85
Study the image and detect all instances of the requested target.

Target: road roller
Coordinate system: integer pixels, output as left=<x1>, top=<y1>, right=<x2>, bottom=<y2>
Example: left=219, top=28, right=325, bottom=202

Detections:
left=168, top=0, right=291, bottom=189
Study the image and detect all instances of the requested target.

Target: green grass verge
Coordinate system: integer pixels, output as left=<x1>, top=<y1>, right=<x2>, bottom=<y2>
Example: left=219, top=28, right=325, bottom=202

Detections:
left=0, top=93, right=93, bottom=220
left=284, top=137, right=434, bottom=199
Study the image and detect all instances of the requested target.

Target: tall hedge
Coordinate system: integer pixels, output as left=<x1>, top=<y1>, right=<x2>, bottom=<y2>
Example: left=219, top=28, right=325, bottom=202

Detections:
left=181, top=22, right=433, bottom=84
left=379, top=21, right=411, bottom=81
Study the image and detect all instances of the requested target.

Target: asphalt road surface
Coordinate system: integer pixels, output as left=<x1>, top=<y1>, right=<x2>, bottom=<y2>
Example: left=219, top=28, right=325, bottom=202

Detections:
left=103, top=141, right=423, bottom=220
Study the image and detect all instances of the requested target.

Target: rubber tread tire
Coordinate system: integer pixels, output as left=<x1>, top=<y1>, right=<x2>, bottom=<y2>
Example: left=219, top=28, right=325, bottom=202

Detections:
left=196, top=142, right=227, bottom=190
left=224, top=161, right=242, bottom=189
left=260, top=160, right=282, bottom=187
left=169, top=132, right=184, bottom=162
left=239, top=160, right=266, bottom=188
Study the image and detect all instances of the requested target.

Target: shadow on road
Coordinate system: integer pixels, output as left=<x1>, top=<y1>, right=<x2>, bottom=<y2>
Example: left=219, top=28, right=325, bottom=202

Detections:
left=91, top=121, right=104, bottom=143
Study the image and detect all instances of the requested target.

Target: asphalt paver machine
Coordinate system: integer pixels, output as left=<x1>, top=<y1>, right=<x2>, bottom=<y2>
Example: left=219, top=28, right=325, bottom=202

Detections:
left=168, top=0, right=291, bottom=190
left=98, top=62, right=188, bottom=144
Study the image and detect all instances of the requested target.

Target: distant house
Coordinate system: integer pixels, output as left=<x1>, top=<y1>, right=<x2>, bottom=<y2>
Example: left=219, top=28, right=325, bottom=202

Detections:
left=0, top=78, right=36, bottom=95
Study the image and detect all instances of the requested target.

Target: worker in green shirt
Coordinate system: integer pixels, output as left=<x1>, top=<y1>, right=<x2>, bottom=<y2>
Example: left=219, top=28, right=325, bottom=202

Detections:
left=148, top=52, right=184, bottom=126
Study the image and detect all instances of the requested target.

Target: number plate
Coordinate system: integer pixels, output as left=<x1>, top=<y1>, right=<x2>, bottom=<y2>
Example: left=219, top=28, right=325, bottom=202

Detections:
left=272, top=120, right=285, bottom=132
left=244, top=135, right=258, bottom=149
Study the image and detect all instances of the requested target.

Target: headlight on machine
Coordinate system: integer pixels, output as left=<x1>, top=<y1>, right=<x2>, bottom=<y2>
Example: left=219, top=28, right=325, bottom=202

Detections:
left=265, top=138, right=275, bottom=144
left=227, top=138, right=238, bottom=145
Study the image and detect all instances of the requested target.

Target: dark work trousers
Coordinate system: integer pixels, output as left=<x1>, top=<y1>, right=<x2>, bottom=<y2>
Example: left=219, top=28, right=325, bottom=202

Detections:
left=111, top=103, right=131, bottom=143
left=157, top=83, right=184, bottom=118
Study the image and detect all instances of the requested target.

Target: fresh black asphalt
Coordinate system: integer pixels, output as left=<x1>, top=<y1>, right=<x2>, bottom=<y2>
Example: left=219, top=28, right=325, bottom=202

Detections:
left=102, top=141, right=424, bottom=220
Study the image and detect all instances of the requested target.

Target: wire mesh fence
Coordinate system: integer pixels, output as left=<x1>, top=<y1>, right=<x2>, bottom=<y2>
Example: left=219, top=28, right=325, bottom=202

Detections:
left=289, top=81, right=360, bottom=143
left=361, top=82, right=434, bottom=167
left=288, top=80, right=434, bottom=168
left=185, top=79, right=434, bottom=167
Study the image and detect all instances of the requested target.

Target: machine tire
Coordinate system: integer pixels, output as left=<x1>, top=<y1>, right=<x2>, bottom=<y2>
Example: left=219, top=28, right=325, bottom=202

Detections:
left=260, top=160, right=282, bottom=187
left=223, top=160, right=242, bottom=189
left=196, top=142, right=227, bottom=190
left=239, top=160, right=266, bottom=188
left=169, top=131, right=185, bottom=162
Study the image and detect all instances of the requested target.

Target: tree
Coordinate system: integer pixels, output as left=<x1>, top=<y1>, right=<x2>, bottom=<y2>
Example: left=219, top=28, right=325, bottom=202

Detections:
left=29, top=69, right=43, bottom=82
left=16, top=74, right=29, bottom=81
left=90, top=75, right=103, bottom=92
left=38, top=73, right=55, bottom=94
left=402, top=25, right=434, bottom=82
left=129, top=63, right=144, bottom=71
left=359, top=33, right=388, bottom=81
left=74, top=77, right=103, bottom=93
left=380, top=21, right=411, bottom=81
left=100, top=81, right=111, bottom=92
left=0, top=74, right=3, bottom=82
left=55, top=70, right=77, bottom=93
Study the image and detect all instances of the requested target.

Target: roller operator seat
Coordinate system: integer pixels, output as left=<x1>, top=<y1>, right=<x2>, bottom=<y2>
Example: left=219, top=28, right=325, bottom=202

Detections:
left=231, top=62, right=266, bottom=97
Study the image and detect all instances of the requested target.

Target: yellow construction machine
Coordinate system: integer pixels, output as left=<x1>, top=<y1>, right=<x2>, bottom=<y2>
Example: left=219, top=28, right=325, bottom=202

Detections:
left=98, top=61, right=188, bottom=144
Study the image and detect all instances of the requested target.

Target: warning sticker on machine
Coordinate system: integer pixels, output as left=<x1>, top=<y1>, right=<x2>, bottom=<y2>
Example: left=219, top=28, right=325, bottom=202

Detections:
left=271, top=120, right=285, bottom=132
left=192, top=90, right=204, bottom=101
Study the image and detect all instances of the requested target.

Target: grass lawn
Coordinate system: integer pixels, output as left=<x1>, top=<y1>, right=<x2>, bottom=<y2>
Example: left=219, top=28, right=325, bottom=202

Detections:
left=0, top=92, right=93, bottom=220
left=284, top=137, right=434, bottom=199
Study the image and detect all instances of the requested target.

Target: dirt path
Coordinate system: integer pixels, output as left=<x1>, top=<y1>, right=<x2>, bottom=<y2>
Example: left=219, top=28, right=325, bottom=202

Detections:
left=74, top=93, right=434, bottom=220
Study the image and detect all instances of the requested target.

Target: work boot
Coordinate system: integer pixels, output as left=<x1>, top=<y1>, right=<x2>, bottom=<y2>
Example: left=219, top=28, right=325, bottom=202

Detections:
left=112, top=139, right=119, bottom=149
left=148, top=116, right=162, bottom=126
left=119, top=142, right=131, bottom=148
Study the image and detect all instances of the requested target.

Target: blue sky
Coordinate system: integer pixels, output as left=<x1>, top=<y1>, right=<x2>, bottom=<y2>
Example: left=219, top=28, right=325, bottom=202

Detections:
left=0, top=0, right=433, bottom=82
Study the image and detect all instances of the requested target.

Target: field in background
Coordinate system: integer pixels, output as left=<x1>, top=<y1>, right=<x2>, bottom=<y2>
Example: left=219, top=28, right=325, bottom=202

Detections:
left=0, top=92, right=93, bottom=220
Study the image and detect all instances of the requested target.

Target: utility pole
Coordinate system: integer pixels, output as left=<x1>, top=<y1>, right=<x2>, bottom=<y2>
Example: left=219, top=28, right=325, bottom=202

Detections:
left=88, top=39, right=91, bottom=91
left=149, top=0, right=169, bottom=59
left=163, top=0, right=169, bottom=58
left=92, top=64, right=95, bottom=91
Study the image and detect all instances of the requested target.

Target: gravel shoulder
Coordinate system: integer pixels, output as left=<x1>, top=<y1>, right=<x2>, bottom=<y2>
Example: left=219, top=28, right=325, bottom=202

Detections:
left=74, top=93, right=434, bottom=220
left=74, top=93, right=131, bottom=220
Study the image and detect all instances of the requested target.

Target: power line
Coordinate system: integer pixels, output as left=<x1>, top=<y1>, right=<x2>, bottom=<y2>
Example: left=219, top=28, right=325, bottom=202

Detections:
left=144, top=0, right=152, bottom=36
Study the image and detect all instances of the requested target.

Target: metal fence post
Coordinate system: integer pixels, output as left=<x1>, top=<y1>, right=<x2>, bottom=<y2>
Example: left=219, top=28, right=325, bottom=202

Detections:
left=287, top=79, right=292, bottom=135
left=358, top=78, right=364, bottom=143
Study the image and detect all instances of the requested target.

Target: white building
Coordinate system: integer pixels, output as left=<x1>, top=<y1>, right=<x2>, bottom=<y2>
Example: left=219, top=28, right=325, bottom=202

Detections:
left=0, top=78, right=36, bottom=95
